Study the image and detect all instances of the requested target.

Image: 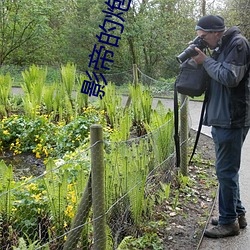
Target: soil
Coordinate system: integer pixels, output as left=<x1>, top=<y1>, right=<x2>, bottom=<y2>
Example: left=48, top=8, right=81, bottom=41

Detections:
left=158, top=130, right=217, bottom=250
left=0, top=152, right=45, bottom=180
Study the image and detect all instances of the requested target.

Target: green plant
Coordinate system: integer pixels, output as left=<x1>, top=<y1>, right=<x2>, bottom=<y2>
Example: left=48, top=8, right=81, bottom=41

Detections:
left=75, top=74, right=89, bottom=115
left=0, top=161, right=15, bottom=222
left=21, top=65, right=47, bottom=118
left=0, top=73, right=12, bottom=117
left=12, top=177, right=49, bottom=241
left=43, top=84, right=55, bottom=114
left=117, top=233, right=163, bottom=250
left=99, top=83, right=123, bottom=128
left=13, top=237, right=40, bottom=250
left=172, top=190, right=180, bottom=210
left=60, top=63, right=76, bottom=102
left=157, top=182, right=171, bottom=204
left=178, top=173, right=191, bottom=189
left=129, top=84, right=153, bottom=128
left=144, top=100, right=174, bottom=163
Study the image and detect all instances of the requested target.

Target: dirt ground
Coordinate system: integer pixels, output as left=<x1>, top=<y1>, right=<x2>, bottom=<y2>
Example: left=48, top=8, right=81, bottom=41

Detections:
left=159, top=130, right=217, bottom=250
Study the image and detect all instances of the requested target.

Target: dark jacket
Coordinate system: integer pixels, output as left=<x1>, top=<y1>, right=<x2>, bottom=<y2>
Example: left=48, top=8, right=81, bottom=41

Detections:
left=203, top=26, right=250, bottom=128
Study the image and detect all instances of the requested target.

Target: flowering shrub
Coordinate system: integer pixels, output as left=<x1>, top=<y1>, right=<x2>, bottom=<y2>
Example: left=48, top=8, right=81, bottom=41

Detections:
left=0, top=106, right=105, bottom=158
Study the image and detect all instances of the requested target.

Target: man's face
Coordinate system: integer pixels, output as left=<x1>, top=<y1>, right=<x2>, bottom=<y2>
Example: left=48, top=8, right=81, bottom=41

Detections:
left=196, top=30, right=222, bottom=49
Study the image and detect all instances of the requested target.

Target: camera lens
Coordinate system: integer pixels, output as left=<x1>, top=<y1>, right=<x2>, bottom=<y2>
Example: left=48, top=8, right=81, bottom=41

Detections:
left=176, top=45, right=198, bottom=63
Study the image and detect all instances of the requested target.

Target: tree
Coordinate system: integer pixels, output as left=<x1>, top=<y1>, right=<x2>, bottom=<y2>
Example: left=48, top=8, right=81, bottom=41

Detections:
left=220, top=0, right=250, bottom=39
left=0, top=0, right=51, bottom=65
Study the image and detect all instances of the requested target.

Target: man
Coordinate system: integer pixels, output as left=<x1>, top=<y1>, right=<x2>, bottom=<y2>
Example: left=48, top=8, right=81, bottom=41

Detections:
left=192, top=15, right=250, bottom=238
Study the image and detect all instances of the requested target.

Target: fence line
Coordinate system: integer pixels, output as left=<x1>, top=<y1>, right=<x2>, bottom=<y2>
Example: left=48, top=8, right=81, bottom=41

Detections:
left=0, top=64, right=192, bottom=249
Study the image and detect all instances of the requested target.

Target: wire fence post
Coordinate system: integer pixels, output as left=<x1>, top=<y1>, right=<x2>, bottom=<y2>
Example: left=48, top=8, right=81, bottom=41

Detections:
left=180, top=94, right=188, bottom=176
left=91, top=124, right=106, bottom=250
left=125, top=64, right=137, bottom=109
left=133, top=63, right=138, bottom=86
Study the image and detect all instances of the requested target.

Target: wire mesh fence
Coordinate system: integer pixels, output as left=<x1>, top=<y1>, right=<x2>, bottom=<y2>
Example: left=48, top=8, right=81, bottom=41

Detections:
left=0, top=64, right=191, bottom=249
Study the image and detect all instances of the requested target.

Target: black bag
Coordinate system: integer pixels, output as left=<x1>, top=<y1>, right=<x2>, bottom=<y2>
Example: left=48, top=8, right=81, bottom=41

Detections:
left=175, top=58, right=209, bottom=97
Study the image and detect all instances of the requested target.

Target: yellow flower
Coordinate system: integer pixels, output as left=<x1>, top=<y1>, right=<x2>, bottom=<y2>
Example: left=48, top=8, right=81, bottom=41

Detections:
left=32, top=193, right=42, bottom=201
left=3, top=130, right=9, bottom=135
left=26, top=183, right=37, bottom=191
left=65, top=205, right=74, bottom=218
left=36, top=152, right=41, bottom=159
left=12, top=207, right=17, bottom=212
left=10, top=143, right=14, bottom=150
left=71, top=195, right=76, bottom=204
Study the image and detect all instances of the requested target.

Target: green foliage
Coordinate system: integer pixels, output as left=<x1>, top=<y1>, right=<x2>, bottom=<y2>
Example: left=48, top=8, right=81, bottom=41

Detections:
left=117, top=233, right=163, bottom=250
left=0, top=78, right=180, bottom=248
left=21, top=65, right=47, bottom=118
left=0, top=0, right=229, bottom=78
left=13, top=235, right=46, bottom=250
left=0, top=73, right=12, bottom=116
left=43, top=85, right=55, bottom=113
left=61, top=63, right=76, bottom=100
left=12, top=177, right=48, bottom=240
left=43, top=159, right=68, bottom=230
left=0, top=109, right=102, bottom=157
left=76, top=74, right=89, bottom=113
left=0, top=0, right=51, bottom=65
left=129, top=84, right=153, bottom=127
left=145, top=100, right=175, bottom=163
left=158, top=182, right=171, bottom=203
left=105, top=136, right=153, bottom=228
left=99, top=83, right=123, bottom=128
left=0, top=161, right=14, bottom=222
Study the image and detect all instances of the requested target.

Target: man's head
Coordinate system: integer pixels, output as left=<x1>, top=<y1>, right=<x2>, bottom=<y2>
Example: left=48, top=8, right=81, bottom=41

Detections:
left=195, top=15, right=225, bottom=49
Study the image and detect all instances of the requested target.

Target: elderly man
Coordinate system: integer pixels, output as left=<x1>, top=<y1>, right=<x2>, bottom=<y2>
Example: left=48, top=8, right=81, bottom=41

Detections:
left=192, top=15, right=250, bottom=238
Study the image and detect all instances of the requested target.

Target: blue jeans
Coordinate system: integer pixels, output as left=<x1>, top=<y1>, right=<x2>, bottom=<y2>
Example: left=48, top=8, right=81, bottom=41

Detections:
left=211, top=126, right=249, bottom=225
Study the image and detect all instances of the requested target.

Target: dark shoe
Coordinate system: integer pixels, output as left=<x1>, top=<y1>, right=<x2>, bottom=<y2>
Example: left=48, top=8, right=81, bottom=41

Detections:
left=238, top=215, right=247, bottom=228
left=204, top=222, right=240, bottom=238
left=211, top=214, right=247, bottom=229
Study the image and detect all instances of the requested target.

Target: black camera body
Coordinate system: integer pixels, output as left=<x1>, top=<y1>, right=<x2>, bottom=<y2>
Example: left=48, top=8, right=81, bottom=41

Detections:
left=176, top=36, right=208, bottom=63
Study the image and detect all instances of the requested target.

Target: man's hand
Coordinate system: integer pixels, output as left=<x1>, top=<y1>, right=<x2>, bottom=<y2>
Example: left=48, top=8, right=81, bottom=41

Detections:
left=192, top=47, right=207, bottom=64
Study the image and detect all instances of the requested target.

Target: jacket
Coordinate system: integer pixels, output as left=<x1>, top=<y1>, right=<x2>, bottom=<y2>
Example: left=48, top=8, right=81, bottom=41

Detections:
left=203, top=26, right=250, bottom=128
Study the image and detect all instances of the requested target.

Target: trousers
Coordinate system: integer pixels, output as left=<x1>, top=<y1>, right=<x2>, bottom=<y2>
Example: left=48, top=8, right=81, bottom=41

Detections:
left=211, top=126, right=249, bottom=225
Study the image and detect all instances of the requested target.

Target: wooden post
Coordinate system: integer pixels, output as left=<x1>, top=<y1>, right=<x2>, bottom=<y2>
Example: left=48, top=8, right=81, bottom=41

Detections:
left=125, top=64, right=138, bottom=109
left=133, top=64, right=138, bottom=86
left=91, top=124, right=106, bottom=250
left=180, top=94, right=188, bottom=176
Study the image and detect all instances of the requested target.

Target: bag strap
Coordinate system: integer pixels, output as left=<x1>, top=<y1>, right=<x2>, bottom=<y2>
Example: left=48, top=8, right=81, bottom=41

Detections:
left=174, top=80, right=208, bottom=168
left=174, top=80, right=180, bottom=168
left=188, top=91, right=208, bottom=164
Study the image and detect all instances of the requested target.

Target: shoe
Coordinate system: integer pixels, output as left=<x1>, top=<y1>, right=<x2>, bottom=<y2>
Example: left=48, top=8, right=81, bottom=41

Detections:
left=204, top=222, right=240, bottom=238
left=211, top=214, right=247, bottom=229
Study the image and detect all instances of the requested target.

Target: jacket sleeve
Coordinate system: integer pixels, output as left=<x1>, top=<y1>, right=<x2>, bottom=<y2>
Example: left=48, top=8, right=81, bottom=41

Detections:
left=203, top=38, right=250, bottom=87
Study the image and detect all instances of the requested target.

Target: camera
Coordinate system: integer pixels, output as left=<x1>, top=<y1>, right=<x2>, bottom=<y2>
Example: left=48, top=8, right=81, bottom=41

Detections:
left=176, top=36, right=208, bottom=64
